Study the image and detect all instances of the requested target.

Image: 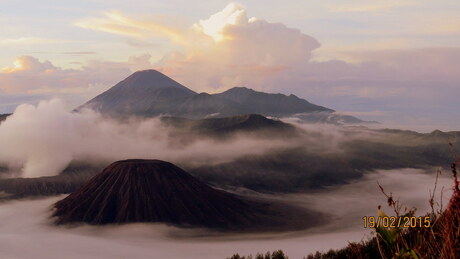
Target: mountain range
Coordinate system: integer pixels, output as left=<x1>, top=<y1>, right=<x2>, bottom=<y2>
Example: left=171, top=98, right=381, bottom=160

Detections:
left=79, top=69, right=367, bottom=124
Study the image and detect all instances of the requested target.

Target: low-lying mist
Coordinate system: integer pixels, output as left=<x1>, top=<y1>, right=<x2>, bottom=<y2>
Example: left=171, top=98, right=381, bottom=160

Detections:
left=0, top=99, right=385, bottom=180
left=0, top=98, right=456, bottom=198
left=0, top=168, right=453, bottom=259
left=0, top=99, right=296, bottom=178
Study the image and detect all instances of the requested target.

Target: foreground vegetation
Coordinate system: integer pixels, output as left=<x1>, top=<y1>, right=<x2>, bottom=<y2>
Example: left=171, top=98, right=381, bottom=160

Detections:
left=228, top=250, right=289, bottom=259
left=228, top=147, right=460, bottom=258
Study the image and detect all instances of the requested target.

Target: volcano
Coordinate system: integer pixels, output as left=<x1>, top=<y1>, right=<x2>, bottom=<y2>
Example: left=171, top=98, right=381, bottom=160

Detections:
left=78, top=70, right=345, bottom=120
left=78, top=70, right=197, bottom=116
left=52, top=159, right=320, bottom=230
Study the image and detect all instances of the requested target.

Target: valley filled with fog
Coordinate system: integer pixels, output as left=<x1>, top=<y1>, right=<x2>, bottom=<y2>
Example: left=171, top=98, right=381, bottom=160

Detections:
left=0, top=99, right=457, bottom=258
left=0, top=169, right=453, bottom=258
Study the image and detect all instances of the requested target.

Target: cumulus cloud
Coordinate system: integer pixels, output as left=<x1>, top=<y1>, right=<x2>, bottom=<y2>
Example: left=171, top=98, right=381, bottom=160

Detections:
left=74, top=4, right=321, bottom=93
left=194, top=3, right=248, bottom=42
left=156, top=3, right=320, bottom=93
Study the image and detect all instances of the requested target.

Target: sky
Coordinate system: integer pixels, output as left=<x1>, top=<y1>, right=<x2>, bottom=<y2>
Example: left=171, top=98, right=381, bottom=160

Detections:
left=1, top=0, right=459, bottom=130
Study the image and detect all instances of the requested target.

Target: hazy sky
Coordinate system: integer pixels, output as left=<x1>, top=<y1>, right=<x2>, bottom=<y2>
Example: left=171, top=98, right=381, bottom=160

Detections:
left=1, top=1, right=459, bottom=130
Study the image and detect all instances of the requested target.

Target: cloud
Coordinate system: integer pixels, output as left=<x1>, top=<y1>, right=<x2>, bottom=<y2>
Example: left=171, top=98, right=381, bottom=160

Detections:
left=155, top=3, right=320, bottom=93
left=0, top=54, right=155, bottom=95
left=335, top=110, right=389, bottom=118
left=0, top=54, right=157, bottom=112
left=0, top=37, right=64, bottom=46
left=61, top=52, right=97, bottom=55
left=194, top=3, right=249, bottom=42
left=0, top=99, right=294, bottom=178
left=73, top=4, right=320, bottom=93
left=75, top=10, right=185, bottom=44
left=0, top=93, right=50, bottom=114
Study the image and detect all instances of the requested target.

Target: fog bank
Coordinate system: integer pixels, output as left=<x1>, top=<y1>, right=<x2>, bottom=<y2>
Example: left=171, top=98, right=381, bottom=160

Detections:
left=0, top=168, right=454, bottom=258
left=0, top=99, right=293, bottom=178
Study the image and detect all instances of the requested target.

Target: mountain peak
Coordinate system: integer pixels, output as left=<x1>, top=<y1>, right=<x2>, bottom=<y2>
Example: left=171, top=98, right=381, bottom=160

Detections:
left=115, top=69, right=195, bottom=93
left=132, top=69, right=163, bottom=76
left=77, top=69, right=197, bottom=114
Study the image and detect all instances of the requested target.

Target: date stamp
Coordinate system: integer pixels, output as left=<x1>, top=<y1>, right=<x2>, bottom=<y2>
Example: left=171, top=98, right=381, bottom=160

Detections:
left=363, top=216, right=431, bottom=228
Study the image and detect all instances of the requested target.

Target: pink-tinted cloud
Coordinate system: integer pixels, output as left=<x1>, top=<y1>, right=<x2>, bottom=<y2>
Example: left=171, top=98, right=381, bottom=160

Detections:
left=155, top=3, right=320, bottom=93
left=152, top=4, right=460, bottom=106
left=0, top=55, right=154, bottom=94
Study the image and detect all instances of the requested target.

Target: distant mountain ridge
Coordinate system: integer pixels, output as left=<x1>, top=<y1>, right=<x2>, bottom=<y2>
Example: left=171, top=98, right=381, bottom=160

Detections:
left=78, top=69, right=366, bottom=123
left=161, top=113, right=297, bottom=138
left=215, top=87, right=332, bottom=115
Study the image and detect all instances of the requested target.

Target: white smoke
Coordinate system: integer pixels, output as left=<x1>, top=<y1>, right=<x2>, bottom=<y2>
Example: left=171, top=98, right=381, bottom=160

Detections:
left=0, top=99, right=294, bottom=178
